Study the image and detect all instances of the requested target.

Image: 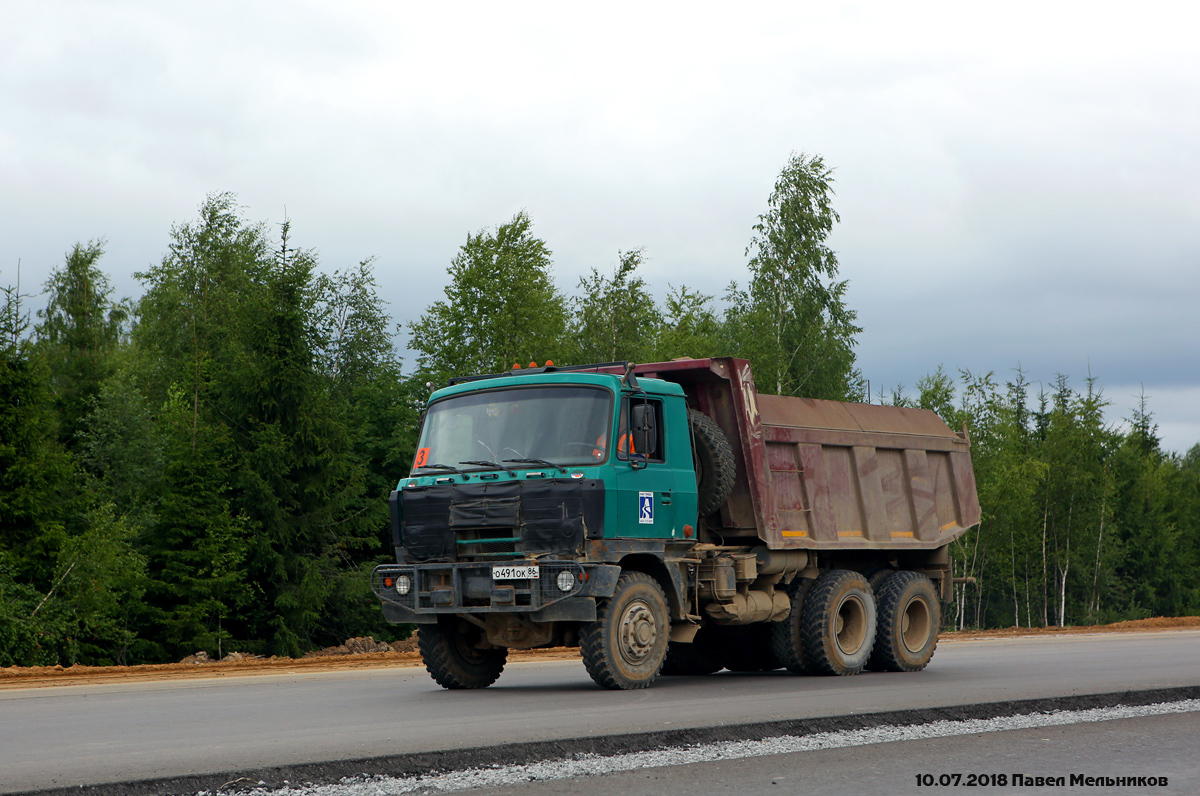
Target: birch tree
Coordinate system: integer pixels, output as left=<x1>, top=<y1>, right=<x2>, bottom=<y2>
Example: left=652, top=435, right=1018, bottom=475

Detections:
left=725, top=153, right=861, bottom=399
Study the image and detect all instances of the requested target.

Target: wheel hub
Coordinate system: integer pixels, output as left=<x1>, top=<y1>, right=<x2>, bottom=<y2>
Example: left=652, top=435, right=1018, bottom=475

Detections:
left=834, top=595, right=867, bottom=655
left=618, top=599, right=658, bottom=665
left=901, top=597, right=931, bottom=653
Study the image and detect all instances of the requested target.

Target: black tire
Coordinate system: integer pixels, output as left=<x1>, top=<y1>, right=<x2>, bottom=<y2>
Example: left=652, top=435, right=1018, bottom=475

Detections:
left=865, top=568, right=894, bottom=594
left=770, top=577, right=815, bottom=674
left=862, top=568, right=895, bottom=672
left=418, top=616, right=507, bottom=689
left=868, top=571, right=940, bottom=672
left=661, top=629, right=724, bottom=676
left=581, top=572, right=669, bottom=689
left=689, top=410, right=736, bottom=517
left=720, top=624, right=782, bottom=672
left=801, top=570, right=877, bottom=676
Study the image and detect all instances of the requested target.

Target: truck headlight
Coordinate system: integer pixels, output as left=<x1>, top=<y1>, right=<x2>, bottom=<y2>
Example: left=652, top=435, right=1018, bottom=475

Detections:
left=396, top=574, right=412, bottom=595
left=556, top=571, right=576, bottom=592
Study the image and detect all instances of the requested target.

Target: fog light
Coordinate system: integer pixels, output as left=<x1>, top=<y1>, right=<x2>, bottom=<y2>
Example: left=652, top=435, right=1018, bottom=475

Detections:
left=395, top=574, right=412, bottom=595
left=556, top=571, right=576, bottom=592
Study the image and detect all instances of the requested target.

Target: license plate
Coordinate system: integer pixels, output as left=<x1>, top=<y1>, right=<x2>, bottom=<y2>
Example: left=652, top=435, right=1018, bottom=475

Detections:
left=492, top=565, right=539, bottom=580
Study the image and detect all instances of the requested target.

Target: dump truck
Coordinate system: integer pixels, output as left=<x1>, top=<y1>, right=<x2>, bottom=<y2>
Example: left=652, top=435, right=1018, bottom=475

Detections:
left=371, top=357, right=980, bottom=690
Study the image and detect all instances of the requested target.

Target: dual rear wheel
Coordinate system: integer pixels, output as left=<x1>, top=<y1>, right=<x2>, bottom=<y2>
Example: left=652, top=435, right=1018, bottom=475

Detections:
left=772, top=570, right=876, bottom=676
left=664, top=569, right=940, bottom=680
left=769, top=568, right=939, bottom=676
left=868, top=570, right=940, bottom=672
left=755, top=568, right=942, bottom=677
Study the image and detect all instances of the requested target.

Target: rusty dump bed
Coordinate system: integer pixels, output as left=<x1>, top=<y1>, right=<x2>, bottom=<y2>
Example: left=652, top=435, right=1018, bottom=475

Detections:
left=617, top=357, right=982, bottom=552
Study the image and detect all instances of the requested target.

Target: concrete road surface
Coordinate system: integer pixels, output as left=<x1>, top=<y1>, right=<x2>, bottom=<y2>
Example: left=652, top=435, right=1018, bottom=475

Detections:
left=2, top=631, right=1198, bottom=793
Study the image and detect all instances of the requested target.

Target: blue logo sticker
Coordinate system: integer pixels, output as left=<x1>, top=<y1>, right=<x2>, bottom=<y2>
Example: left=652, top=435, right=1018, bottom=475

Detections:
left=638, top=492, right=654, bottom=524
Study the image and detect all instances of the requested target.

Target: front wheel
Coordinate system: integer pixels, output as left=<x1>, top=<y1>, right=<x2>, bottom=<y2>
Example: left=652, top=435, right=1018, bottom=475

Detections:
left=580, top=572, right=669, bottom=689
left=418, top=616, right=507, bottom=689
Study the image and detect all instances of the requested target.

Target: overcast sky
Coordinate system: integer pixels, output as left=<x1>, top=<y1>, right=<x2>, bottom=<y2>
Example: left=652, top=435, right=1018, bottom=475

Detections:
left=3, top=1, right=1198, bottom=451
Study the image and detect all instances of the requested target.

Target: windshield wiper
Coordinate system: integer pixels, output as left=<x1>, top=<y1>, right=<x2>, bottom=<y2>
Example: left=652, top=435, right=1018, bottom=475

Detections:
left=459, top=460, right=516, bottom=472
left=504, top=458, right=567, bottom=474
left=419, top=463, right=464, bottom=475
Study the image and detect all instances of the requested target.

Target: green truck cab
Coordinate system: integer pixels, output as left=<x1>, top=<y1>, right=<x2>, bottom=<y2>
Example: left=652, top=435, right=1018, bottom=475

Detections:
left=372, top=358, right=980, bottom=690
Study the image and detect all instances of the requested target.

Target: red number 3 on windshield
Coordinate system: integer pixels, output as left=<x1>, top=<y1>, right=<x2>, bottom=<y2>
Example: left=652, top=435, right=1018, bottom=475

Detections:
left=414, top=447, right=430, bottom=467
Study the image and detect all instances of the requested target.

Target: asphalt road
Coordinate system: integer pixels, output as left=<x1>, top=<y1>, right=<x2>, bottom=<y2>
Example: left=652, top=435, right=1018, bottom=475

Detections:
left=481, top=710, right=1200, bottom=796
left=2, top=631, right=1199, bottom=793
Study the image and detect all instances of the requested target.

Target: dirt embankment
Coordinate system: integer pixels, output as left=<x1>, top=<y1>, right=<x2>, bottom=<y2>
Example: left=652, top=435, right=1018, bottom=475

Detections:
left=0, top=635, right=578, bottom=690
left=3, top=617, right=1197, bottom=691
left=939, top=615, right=1200, bottom=640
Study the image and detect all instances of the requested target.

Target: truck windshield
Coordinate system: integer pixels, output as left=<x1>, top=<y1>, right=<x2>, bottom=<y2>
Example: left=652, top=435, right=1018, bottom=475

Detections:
left=413, top=386, right=614, bottom=473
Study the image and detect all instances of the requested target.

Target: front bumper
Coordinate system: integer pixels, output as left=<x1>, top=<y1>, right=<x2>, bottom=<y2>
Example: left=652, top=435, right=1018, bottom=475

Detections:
left=371, top=560, right=620, bottom=623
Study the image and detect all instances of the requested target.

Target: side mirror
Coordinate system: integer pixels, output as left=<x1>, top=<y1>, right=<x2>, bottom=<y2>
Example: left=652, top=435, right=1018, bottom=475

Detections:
left=630, top=404, right=657, bottom=458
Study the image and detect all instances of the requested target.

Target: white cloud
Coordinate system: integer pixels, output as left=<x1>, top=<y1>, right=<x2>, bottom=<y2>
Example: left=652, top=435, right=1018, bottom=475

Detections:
left=2, top=0, right=1198, bottom=439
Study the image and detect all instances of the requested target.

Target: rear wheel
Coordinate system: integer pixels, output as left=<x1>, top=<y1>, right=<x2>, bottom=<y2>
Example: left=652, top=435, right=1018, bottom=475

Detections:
left=869, top=571, right=940, bottom=672
left=801, top=570, right=876, bottom=676
left=418, top=616, right=507, bottom=689
left=770, top=577, right=814, bottom=674
left=865, top=568, right=894, bottom=594
left=581, top=572, right=669, bottom=689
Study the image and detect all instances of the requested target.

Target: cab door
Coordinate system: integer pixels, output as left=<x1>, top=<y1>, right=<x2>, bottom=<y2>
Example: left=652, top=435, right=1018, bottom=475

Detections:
left=613, top=396, right=676, bottom=539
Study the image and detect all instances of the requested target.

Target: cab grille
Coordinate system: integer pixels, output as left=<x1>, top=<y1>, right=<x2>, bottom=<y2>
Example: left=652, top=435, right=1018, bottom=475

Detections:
left=454, top=527, right=522, bottom=559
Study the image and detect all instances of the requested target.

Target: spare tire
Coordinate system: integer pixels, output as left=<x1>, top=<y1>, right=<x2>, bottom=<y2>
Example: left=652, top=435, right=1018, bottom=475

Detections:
left=689, top=409, right=735, bottom=517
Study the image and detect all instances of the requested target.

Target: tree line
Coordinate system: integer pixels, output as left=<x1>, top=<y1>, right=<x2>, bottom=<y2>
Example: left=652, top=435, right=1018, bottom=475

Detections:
left=893, top=368, right=1200, bottom=630
left=2, top=154, right=1196, bottom=667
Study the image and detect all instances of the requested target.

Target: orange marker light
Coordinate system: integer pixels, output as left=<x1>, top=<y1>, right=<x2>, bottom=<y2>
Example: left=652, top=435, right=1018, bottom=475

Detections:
left=529, top=361, right=538, bottom=368
left=384, top=577, right=395, bottom=587
left=545, top=360, right=554, bottom=367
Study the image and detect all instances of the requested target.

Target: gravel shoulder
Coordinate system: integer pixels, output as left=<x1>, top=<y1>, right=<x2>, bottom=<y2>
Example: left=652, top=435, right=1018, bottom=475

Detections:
left=3, top=616, right=1197, bottom=691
